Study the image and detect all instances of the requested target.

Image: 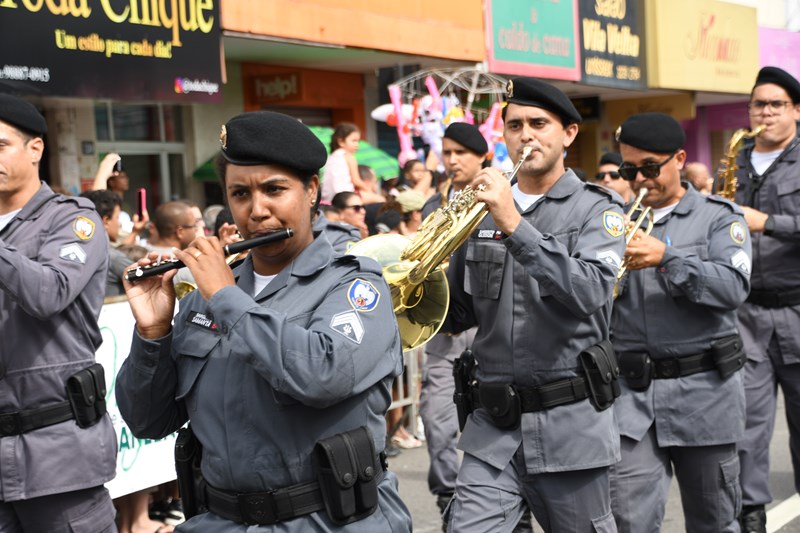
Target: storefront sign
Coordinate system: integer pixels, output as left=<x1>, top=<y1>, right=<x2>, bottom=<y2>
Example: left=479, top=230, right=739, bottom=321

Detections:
left=759, top=27, right=800, bottom=82
left=0, top=0, right=222, bottom=102
left=485, top=0, right=581, bottom=81
left=644, top=0, right=757, bottom=94
left=578, top=0, right=646, bottom=89
left=253, top=73, right=302, bottom=103
left=605, top=93, right=695, bottom=128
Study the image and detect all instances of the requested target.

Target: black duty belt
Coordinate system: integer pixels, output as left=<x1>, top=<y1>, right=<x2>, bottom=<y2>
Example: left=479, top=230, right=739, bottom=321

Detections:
left=471, top=377, right=589, bottom=412
left=619, top=351, right=716, bottom=379
left=203, top=454, right=386, bottom=525
left=747, top=287, right=800, bottom=308
left=0, top=401, right=75, bottom=437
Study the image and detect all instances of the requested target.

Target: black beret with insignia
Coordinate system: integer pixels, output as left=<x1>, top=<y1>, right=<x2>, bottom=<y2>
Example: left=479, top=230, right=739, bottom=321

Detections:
left=220, top=111, right=327, bottom=176
left=753, top=66, right=800, bottom=104
left=505, top=77, right=582, bottom=125
left=616, top=112, right=685, bottom=153
left=0, top=93, right=47, bottom=136
left=599, top=152, right=622, bottom=166
left=443, top=122, right=488, bottom=155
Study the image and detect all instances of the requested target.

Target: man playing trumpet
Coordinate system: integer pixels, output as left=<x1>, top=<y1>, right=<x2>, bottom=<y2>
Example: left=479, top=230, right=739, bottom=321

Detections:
left=610, top=112, right=752, bottom=532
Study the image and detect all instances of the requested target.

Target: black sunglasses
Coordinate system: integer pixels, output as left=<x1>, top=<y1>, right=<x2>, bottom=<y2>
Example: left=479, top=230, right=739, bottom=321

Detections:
left=618, top=153, right=676, bottom=181
left=594, top=171, right=621, bottom=181
left=344, top=205, right=365, bottom=213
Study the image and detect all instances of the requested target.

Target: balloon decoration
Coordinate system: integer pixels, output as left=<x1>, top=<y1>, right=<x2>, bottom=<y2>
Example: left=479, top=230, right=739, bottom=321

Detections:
left=373, top=67, right=509, bottom=171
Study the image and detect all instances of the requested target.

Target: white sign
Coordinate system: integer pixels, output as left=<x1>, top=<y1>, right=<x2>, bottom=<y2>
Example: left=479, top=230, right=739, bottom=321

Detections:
left=97, top=299, right=178, bottom=499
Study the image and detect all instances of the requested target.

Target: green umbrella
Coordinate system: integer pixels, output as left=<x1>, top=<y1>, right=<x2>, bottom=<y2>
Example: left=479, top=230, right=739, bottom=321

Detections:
left=308, top=125, right=400, bottom=181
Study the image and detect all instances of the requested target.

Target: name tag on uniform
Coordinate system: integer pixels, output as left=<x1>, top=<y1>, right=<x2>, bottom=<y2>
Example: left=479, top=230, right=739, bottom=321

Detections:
left=473, top=229, right=504, bottom=240
left=186, top=311, right=219, bottom=333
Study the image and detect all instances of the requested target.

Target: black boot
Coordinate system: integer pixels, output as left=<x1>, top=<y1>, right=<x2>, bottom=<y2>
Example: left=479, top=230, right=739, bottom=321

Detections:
left=437, top=493, right=454, bottom=532
left=740, top=505, right=766, bottom=533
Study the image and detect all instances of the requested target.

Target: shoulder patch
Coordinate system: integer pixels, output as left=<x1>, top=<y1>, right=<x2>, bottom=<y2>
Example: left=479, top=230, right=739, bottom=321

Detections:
left=348, top=279, right=380, bottom=312
left=73, top=216, right=96, bottom=240
left=330, top=310, right=364, bottom=344
left=603, top=211, right=625, bottom=238
left=731, top=249, right=751, bottom=274
left=730, top=221, right=746, bottom=244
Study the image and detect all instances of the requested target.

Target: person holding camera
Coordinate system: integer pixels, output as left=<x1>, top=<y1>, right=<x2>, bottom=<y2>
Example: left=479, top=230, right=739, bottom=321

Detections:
left=0, top=94, right=117, bottom=531
left=115, top=110, right=412, bottom=531
left=609, top=112, right=751, bottom=532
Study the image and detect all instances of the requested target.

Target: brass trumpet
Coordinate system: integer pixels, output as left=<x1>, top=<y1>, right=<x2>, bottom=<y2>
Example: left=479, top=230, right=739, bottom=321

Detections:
left=613, top=188, right=654, bottom=299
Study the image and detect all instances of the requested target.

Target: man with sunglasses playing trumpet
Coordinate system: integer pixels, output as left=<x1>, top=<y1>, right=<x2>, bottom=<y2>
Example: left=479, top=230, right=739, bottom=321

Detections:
left=734, top=66, right=800, bottom=533
left=610, top=112, right=752, bottom=532
left=593, top=151, right=634, bottom=203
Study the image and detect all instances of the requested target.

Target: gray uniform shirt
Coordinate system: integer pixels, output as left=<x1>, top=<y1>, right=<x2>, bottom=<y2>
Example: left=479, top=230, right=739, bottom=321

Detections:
left=116, top=233, right=404, bottom=493
left=444, top=171, right=626, bottom=474
left=313, top=212, right=362, bottom=253
left=735, top=138, right=800, bottom=363
left=0, top=182, right=117, bottom=501
left=612, top=186, right=751, bottom=446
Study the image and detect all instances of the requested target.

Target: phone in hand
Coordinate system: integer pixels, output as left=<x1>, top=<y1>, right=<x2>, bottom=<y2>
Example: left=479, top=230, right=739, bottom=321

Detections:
left=113, top=159, right=123, bottom=173
left=136, top=188, right=146, bottom=219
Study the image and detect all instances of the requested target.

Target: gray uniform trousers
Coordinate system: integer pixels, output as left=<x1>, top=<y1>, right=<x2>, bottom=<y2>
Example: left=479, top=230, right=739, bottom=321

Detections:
left=0, top=486, right=117, bottom=533
left=446, top=446, right=616, bottom=533
left=610, top=426, right=741, bottom=533
left=739, top=331, right=800, bottom=505
left=419, top=329, right=476, bottom=496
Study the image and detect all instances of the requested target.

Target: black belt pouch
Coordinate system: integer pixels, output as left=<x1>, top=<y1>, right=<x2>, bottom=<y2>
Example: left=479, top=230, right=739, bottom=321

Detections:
left=313, top=426, right=379, bottom=526
left=66, top=363, right=107, bottom=428
left=579, top=340, right=621, bottom=411
left=711, top=334, right=746, bottom=379
left=478, top=383, right=521, bottom=430
left=617, top=352, right=653, bottom=392
left=174, top=425, right=206, bottom=520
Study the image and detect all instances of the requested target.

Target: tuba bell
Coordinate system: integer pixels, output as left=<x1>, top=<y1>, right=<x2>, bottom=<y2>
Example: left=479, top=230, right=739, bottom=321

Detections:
left=613, top=187, right=654, bottom=299
left=350, top=147, right=533, bottom=350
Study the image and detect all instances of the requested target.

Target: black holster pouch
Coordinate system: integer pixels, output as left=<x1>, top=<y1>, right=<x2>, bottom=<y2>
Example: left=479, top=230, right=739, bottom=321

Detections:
left=313, top=426, right=379, bottom=526
left=711, top=334, right=746, bottom=379
left=579, top=340, right=621, bottom=411
left=617, top=352, right=653, bottom=392
left=453, top=349, right=476, bottom=431
left=65, top=364, right=107, bottom=428
left=175, top=425, right=206, bottom=520
left=478, top=383, right=521, bottom=429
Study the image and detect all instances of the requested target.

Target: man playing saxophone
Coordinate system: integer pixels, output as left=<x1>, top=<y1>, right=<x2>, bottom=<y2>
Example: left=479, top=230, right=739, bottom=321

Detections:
left=441, top=77, right=626, bottom=532
left=735, top=66, right=800, bottom=533
left=610, top=112, right=751, bottom=532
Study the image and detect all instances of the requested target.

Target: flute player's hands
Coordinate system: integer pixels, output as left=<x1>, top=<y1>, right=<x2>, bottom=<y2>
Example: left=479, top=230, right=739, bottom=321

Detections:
left=174, top=237, right=236, bottom=301
left=122, top=252, right=178, bottom=339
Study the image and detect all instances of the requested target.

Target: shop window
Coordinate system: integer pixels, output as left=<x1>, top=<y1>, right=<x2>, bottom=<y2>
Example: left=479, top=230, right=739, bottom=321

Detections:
left=94, top=102, right=184, bottom=142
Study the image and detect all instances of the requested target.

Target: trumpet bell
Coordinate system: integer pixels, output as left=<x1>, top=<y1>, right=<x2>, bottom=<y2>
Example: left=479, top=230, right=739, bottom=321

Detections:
left=349, top=234, right=449, bottom=351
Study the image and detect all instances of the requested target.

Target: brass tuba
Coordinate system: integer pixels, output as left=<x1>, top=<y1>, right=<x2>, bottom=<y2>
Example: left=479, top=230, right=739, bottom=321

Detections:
left=613, top=187, right=654, bottom=299
left=350, top=147, right=533, bottom=350
left=716, top=125, right=765, bottom=201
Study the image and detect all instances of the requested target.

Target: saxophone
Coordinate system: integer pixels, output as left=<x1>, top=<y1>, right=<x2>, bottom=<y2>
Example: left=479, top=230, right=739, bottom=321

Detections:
left=716, top=125, right=765, bottom=201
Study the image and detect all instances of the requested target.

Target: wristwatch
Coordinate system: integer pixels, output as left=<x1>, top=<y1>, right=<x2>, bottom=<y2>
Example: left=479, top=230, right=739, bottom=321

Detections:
left=763, top=214, right=776, bottom=236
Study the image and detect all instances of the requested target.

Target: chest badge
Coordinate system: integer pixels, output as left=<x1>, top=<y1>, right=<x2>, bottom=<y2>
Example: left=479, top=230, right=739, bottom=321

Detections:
left=603, top=211, right=625, bottom=238
left=186, top=311, right=219, bottom=332
left=73, top=216, right=95, bottom=240
left=348, top=279, right=380, bottom=312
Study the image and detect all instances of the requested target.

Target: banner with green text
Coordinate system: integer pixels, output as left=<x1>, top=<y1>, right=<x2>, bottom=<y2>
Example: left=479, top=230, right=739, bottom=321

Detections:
left=0, top=0, right=221, bottom=102
left=485, top=0, right=581, bottom=81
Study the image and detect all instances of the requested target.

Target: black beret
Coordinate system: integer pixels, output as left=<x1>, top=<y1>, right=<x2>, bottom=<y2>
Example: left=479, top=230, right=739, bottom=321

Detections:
left=505, top=77, right=582, bottom=124
left=599, top=152, right=622, bottom=166
left=0, top=94, right=46, bottom=136
left=754, top=66, right=800, bottom=103
left=219, top=111, right=327, bottom=175
left=615, top=113, right=685, bottom=153
left=443, top=122, right=488, bottom=155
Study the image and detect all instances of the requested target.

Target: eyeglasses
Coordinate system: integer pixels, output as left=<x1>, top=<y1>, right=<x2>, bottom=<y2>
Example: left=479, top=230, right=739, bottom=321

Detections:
left=618, top=153, right=676, bottom=181
left=748, top=100, right=793, bottom=115
left=594, top=171, right=621, bottom=181
left=343, top=205, right=365, bottom=213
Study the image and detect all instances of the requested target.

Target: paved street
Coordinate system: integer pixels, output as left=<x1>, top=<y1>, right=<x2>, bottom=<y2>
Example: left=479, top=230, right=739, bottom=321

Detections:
left=390, top=392, right=799, bottom=532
